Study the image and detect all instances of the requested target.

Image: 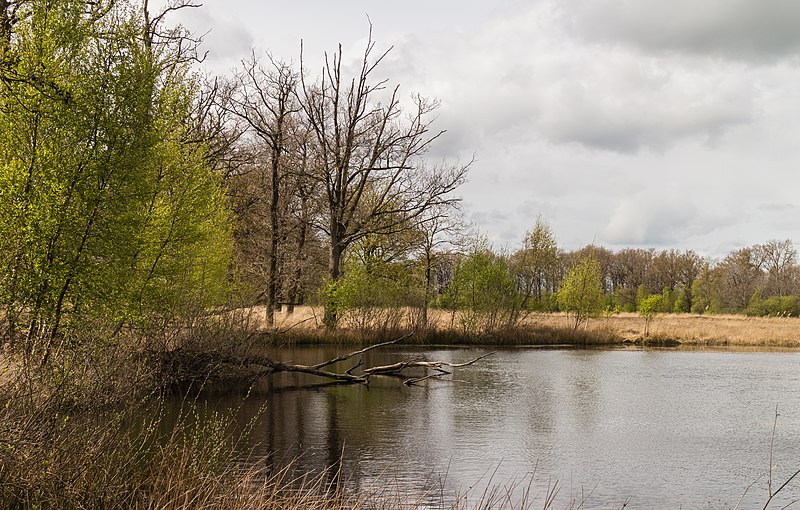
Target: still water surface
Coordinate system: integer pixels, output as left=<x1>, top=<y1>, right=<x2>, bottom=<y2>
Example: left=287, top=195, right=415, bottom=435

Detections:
left=179, top=347, right=800, bottom=508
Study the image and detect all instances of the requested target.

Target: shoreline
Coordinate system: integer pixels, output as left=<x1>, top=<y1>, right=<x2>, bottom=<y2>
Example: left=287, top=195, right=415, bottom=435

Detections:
left=254, top=306, right=800, bottom=349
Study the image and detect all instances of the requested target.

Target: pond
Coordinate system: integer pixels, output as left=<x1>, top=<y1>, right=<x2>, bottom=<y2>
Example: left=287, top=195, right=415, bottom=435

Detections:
left=173, top=346, right=800, bottom=508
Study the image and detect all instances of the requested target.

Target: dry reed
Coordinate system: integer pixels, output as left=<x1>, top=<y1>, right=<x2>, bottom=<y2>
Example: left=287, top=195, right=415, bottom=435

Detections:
left=258, top=306, right=800, bottom=348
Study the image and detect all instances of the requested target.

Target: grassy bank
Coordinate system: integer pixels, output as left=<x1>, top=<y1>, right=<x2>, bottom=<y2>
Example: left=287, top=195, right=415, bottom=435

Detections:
left=257, top=306, right=800, bottom=348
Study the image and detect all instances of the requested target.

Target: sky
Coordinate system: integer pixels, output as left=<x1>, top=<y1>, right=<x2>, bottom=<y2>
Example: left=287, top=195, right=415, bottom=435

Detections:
left=155, top=0, right=800, bottom=258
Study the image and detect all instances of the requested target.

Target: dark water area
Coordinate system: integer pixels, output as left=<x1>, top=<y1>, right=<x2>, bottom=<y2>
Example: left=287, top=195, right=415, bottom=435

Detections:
left=169, top=347, right=800, bottom=508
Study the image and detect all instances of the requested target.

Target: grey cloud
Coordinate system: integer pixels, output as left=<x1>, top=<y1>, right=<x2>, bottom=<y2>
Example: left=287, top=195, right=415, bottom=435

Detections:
left=394, top=5, right=757, bottom=155
left=758, top=202, right=798, bottom=213
left=601, top=193, right=733, bottom=246
left=171, top=8, right=255, bottom=65
left=534, top=53, right=755, bottom=152
left=562, top=0, right=800, bottom=60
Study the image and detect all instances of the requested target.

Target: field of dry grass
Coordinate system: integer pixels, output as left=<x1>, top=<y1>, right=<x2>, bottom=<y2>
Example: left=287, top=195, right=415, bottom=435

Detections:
left=256, top=305, right=800, bottom=348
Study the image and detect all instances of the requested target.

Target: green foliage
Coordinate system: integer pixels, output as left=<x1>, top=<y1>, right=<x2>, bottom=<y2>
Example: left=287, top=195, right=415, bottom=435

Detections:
left=442, top=247, right=521, bottom=333
left=558, top=256, right=604, bottom=331
left=746, top=293, right=800, bottom=317
left=638, top=294, right=662, bottom=336
left=613, top=290, right=637, bottom=313
left=325, top=255, right=422, bottom=332
left=511, top=216, right=560, bottom=310
left=638, top=295, right=662, bottom=318
left=690, top=275, right=712, bottom=314
left=660, top=287, right=675, bottom=313
left=635, top=285, right=648, bottom=310
left=0, top=1, right=232, bottom=356
left=673, top=286, right=690, bottom=313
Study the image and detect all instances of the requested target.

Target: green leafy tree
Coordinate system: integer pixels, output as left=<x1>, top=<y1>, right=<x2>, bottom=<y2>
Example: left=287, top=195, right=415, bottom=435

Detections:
left=660, top=287, right=675, bottom=313
left=511, top=215, right=560, bottom=311
left=443, top=240, right=520, bottom=333
left=673, top=285, right=690, bottom=313
left=558, top=256, right=604, bottom=331
left=0, top=1, right=232, bottom=363
left=639, top=294, right=662, bottom=337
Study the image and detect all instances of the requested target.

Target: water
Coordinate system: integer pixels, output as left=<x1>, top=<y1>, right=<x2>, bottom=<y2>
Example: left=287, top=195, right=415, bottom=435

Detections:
left=177, top=347, right=800, bottom=508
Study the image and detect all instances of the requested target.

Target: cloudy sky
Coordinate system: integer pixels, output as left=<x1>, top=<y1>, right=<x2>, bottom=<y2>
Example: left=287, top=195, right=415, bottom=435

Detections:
left=159, top=0, right=800, bottom=258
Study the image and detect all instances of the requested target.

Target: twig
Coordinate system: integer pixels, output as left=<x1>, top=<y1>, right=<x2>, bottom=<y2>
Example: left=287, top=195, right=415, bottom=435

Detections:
left=311, top=332, right=414, bottom=370
left=275, top=316, right=316, bottom=335
left=404, top=368, right=452, bottom=386
left=345, top=359, right=364, bottom=375
left=764, top=469, right=800, bottom=510
left=733, top=474, right=763, bottom=510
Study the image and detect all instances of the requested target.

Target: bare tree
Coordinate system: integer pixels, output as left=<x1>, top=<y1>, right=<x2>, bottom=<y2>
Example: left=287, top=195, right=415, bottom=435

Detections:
left=714, top=247, right=765, bottom=312
left=756, top=239, right=798, bottom=297
left=228, top=54, right=300, bottom=327
left=299, top=29, right=468, bottom=328
left=415, top=204, right=468, bottom=327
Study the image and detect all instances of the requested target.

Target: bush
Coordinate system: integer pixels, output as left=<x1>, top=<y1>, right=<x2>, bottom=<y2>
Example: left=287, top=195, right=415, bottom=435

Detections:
left=326, top=262, right=422, bottom=334
left=746, top=294, right=800, bottom=317
left=442, top=249, right=522, bottom=334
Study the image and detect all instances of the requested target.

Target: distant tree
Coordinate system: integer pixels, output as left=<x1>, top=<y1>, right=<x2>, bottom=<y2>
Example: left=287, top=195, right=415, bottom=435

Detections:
left=713, top=247, right=765, bottom=313
left=414, top=204, right=467, bottom=327
left=690, top=262, right=715, bottom=314
left=650, top=249, right=703, bottom=309
left=673, top=285, right=690, bottom=313
left=756, top=239, right=798, bottom=297
left=558, top=255, right=604, bottom=331
left=444, top=239, right=520, bottom=333
left=511, top=215, right=559, bottom=311
left=638, top=294, right=662, bottom=337
left=609, top=248, right=654, bottom=311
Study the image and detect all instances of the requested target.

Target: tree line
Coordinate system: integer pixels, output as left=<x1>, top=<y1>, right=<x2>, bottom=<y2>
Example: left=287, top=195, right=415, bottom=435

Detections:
left=299, top=210, right=800, bottom=334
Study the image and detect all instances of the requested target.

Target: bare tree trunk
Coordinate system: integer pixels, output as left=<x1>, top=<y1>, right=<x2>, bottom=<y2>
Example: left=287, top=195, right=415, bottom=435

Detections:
left=228, top=55, right=298, bottom=327
left=299, top=30, right=468, bottom=331
left=324, top=239, right=344, bottom=329
left=186, top=333, right=495, bottom=387
left=422, top=248, right=433, bottom=328
left=266, top=148, right=280, bottom=327
left=285, top=197, right=308, bottom=314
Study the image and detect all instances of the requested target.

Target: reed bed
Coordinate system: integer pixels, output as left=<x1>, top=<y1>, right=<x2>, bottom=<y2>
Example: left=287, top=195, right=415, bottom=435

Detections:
left=254, top=305, right=800, bottom=348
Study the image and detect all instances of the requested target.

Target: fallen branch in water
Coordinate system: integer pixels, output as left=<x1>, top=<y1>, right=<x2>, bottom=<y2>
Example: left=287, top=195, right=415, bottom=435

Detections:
left=167, top=332, right=494, bottom=387
left=362, top=351, right=497, bottom=386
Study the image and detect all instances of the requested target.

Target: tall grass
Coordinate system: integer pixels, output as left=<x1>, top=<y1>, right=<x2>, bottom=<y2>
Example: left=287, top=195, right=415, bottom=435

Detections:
left=263, top=305, right=800, bottom=348
left=0, top=383, right=626, bottom=510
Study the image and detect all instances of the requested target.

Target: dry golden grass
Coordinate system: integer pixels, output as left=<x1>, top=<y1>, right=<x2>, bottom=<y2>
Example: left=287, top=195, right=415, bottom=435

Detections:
left=259, top=306, right=800, bottom=348
left=600, top=312, right=800, bottom=347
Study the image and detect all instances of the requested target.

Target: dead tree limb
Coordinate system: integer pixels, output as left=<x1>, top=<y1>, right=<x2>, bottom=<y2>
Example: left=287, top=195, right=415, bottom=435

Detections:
left=175, top=333, right=493, bottom=387
left=311, top=332, right=414, bottom=370
left=362, top=351, right=496, bottom=376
